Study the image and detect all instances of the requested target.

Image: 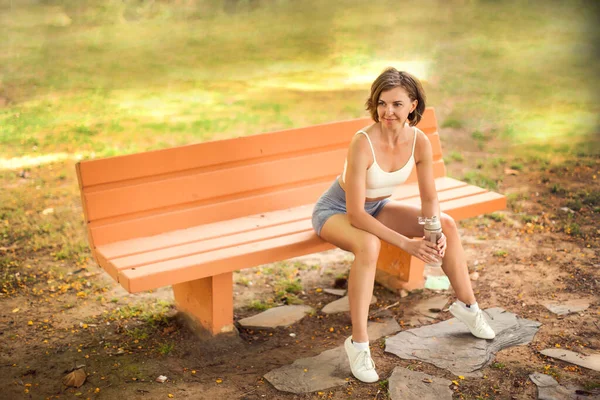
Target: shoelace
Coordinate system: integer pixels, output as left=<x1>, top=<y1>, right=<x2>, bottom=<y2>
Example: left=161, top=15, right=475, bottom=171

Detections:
left=357, top=350, right=375, bottom=370
left=473, top=311, right=490, bottom=334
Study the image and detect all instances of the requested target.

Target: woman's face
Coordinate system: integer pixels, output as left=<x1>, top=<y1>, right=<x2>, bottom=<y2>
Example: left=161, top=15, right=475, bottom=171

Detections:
left=377, top=86, right=417, bottom=128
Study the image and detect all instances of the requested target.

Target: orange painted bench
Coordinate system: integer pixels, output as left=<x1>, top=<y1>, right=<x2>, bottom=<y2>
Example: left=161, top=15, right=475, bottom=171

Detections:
left=76, top=107, right=506, bottom=335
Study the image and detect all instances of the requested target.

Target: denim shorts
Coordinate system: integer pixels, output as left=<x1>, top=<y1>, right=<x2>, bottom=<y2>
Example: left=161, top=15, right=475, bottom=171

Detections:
left=311, top=179, right=390, bottom=236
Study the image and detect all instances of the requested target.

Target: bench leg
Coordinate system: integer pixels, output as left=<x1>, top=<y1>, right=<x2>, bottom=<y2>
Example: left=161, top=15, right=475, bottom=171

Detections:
left=375, top=240, right=425, bottom=292
left=172, top=272, right=235, bottom=335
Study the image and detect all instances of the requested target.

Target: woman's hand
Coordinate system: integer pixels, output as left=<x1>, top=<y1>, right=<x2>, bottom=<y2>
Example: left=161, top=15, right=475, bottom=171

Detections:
left=437, top=232, right=447, bottom=258
left=404, top=237, right=442, bottom=264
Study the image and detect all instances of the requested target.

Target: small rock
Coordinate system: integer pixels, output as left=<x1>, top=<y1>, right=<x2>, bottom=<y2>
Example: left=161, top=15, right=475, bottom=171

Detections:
left=543, top=299, right=590, bottom=316
left=289, top=333, right=296, bottom=338
left=399, top=290, right=409, bottom=298
left=540, top=348, right=600, bottom=372
left=389, top=367, right=453, bottom=400
left=559, top=207, right=575, bottom=214
left=42, top=208, right=54, bottom=215
left=155, top=375, right=168, bottom=383
left=321, top=295, right=377, bottom=314
left=238, top=305, right=314, bottom=329
left=529, top=372, right=588, bottom=399
left=323, top=288, right=346, bottom=296
left=469, top=272, right=480, bottom=281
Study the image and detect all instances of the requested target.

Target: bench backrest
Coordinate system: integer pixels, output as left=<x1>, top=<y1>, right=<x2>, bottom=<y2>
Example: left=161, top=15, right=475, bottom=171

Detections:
left=76, top=108, right=445, bottom=248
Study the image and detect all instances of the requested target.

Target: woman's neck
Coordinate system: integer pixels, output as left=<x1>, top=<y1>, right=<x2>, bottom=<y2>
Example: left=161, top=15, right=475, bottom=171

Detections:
left=379, top=121, right=410, bottom=146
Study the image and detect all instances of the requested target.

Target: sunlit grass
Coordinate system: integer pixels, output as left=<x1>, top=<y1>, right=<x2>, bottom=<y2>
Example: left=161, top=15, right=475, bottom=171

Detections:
left=1, top=0, right=597, bottom=161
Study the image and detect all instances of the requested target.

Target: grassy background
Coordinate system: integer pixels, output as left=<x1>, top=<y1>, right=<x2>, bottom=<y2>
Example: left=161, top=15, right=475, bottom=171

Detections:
left=0, top=0, right=599, bottom=279
left=1, top=0, right=599, bottom=160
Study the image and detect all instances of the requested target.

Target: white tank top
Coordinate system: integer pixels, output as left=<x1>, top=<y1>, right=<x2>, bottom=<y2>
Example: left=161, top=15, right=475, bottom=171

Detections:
left=342, top=128, right=417, bottom=198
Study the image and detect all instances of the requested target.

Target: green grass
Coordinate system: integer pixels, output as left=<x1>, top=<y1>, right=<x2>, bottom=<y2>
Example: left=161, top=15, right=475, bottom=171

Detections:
left=0, top=0, right=598, bottom=161
left=249, top=300, right=272, bottom=311
left=462, top=171, right=499, bottom=190
left=487, top=213, right=504, bottom=222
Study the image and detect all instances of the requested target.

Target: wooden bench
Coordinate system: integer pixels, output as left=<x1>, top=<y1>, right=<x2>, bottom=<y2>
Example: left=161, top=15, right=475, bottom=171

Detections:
left=76, top=107, right=506, bottom=335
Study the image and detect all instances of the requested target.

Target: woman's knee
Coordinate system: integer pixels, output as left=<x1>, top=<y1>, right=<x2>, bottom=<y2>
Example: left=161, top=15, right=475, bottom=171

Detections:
left=352, top=233, right=381, bottom=265
left=441, top=213, right=458, bottom=234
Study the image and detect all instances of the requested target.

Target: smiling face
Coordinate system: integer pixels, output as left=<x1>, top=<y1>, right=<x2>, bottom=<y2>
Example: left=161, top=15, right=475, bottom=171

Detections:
left=377, top=86, right=418, bottom=129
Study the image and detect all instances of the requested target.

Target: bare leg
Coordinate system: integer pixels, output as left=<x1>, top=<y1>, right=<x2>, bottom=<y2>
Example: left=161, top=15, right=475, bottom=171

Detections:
left=375, top=202, right=476, bottom=305
left=320, top=214, right=380, bottom=343
left=439, top=215, right=476, bottom=304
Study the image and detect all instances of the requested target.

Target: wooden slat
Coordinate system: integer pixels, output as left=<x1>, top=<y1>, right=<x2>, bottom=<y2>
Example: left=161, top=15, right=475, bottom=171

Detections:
left=83, top=133, right=443, bottom=224
left=79, top=120, right=367, bottom=187
left=107, top=185, right=487, bottom=275
left=110, top=219, right=314, bottom=272
left=84, top=148, right=347, bottom=221
left=115, top=186, right=503, bottom=294
left=118, top=231, right=333, bottom=293
left=78, top=108, right=438, bottom=188
left=87, top=158, right=444, bottom=246
left=95, top=175, right=465, bottom=255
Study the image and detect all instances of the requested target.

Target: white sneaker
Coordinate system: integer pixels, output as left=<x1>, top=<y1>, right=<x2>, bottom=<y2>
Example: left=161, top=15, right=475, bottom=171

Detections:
left=448, top=302, right=496, bottom=340
left=344, top=336, right=379, bottom=383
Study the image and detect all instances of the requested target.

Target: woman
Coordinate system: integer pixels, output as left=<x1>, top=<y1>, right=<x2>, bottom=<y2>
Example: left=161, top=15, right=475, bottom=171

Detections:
left=311, top=67, right=495, bottom=383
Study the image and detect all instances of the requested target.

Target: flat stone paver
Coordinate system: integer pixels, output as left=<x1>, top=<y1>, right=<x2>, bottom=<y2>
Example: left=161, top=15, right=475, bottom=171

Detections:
left=543, top=299, right=591, bottom=315
left=323, top=288, right=346, bottom=296
left=529, top=372, right=591, bottom=400
left=541, top=348, right=600, bottom=372
left=321, top=295, right=377, bottom=314
left=388, top=367, right=453, bottom=400
left=385, top=308, right=541, bottom=377
left=264, top=319, right=400, bottom=394
left=238, top=305, right=314, bottom=329
left=405, top=295, right=449, bottom=326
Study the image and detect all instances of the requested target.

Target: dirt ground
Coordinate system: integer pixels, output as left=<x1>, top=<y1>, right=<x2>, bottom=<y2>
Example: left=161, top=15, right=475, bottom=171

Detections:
left=1, top=132, right=599, bottom=400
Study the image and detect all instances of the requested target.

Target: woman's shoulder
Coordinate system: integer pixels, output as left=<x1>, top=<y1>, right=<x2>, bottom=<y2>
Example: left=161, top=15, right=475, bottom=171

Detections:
left=357, top=123, right=378, bottom=135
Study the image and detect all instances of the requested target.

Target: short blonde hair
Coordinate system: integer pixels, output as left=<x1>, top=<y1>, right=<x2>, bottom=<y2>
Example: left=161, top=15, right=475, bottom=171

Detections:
left=365, top=67, right=427, bottom=126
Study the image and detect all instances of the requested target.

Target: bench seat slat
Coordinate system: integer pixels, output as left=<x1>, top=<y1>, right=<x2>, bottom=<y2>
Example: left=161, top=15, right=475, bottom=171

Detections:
left=111, top=219, right=314, bottom=271
left=105, top=184, right=488, bottom=275
left=102, top=183, right=501, bottom=293
left=97, top=176, right=468, bottom=259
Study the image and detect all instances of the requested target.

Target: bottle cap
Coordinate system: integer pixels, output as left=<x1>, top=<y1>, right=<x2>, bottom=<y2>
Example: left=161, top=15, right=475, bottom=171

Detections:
left=418, top=215, right=441, bottom=230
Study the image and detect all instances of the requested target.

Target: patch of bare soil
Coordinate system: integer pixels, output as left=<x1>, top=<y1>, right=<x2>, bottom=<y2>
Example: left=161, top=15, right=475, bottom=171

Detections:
left=1, top=144, right=598, bottom=400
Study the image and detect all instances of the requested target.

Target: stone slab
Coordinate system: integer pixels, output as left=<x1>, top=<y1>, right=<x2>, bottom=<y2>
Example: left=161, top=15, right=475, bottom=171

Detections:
left=543, top=299, right=591, bottom=316
left=321, top=295, right=377, bottom=314
left=324, top=288, right=346, bottom=296
left=238, top=305, right=314, bottom=329
left=405, top=295, right=449, bottom=327
left=385, top=308, right=541, bottom=377
left=264, top=319, right=400, bottom=394
left=388, top=367, right=453, bottom=400
left=541, top=348, right=600, bottom=372
left=529, top=372, right=597, bottom=400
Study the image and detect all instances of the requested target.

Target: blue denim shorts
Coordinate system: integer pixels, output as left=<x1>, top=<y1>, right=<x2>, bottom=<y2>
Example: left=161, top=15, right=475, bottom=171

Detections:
left=311, top=179, right=390, bottom=236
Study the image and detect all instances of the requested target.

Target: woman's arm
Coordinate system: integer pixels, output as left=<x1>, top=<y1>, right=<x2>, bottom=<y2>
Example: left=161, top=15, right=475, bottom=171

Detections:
left=414, top=130, right=440, bottom=219
left=344, top=135, right=411, bottom=250
left=414, top=129, right=446, bottom=256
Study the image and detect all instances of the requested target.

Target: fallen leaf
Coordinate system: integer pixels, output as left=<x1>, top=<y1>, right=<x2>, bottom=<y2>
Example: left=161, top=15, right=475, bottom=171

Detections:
left=12, top=308, right=19, bottom=313
left=42, top=208, right=54, bottom=215
left=422, top=378, right=433, bottom=383
left=62, top=368, right=86, bottom=388
left=215, top=378, right=223, bottom=384
left=504, top=168, right=520, bottom=176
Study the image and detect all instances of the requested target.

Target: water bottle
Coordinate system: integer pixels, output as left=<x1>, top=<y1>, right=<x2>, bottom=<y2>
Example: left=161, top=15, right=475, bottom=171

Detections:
left=418, top=216, right=448, bottom=289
